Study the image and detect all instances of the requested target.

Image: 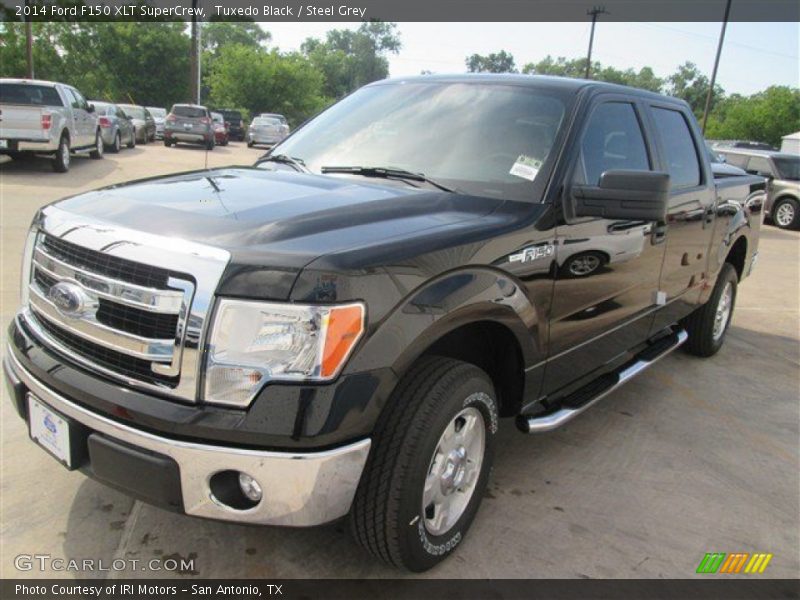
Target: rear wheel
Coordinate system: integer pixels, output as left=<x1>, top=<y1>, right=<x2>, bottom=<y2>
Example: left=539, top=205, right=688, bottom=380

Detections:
left=109, top=131, right=121, bottom=153
left=206, top=138, right=215, bottom=151
left=350, top=356, right=498, bottom=572
left=127, top=131, right=135, bottom=149
left=89, top=130, right=104, bottom=159
left=562, top=251, right=606, bottom=278
left=773, top=198, right=800, bottom=230
left=52, top=134, right=70, bottom=172
left=140, top=129, right=147, bottom=145
left=682, top=262, right=738, bottom=357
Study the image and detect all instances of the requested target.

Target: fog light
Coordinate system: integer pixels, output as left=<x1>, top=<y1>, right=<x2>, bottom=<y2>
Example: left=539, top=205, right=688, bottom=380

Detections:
left=238, top=473, right=263, bottom=503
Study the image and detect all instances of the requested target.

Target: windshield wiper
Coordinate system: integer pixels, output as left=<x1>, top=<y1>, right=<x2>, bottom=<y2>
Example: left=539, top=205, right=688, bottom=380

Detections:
left=255, top=154, right=309, bottom=173
left=320, top=165, right=456, bottom=193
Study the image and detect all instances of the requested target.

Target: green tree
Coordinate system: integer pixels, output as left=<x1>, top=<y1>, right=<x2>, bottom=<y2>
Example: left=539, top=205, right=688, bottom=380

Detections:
left=706, top=86, right=800, bottom=147
left=202, top=21, right=270, bottom=57
left=666, top=61, right=723, bottom=118
left=302, top=22, right=401, bottom=99
left=466, top=50, right=517, bottom=73
left=0, top=22, right=66, bottom=81
left=521, top=55, right=663, bottom=92
left=207, top=44, right=327, bottom=125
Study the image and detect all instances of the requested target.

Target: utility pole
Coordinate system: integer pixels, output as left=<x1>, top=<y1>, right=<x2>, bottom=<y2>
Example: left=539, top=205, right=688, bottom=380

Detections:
left=25, top=0, right=34, bottom=78
left=189, top=0, right=200, bottom=103
left=585, top=6, right=608, bottom=79
left=702, top=0, right=732, bottom=134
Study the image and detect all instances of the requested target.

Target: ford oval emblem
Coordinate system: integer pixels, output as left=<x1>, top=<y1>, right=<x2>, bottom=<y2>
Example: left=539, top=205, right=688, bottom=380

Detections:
left=48, top=282, right=88, bottom=317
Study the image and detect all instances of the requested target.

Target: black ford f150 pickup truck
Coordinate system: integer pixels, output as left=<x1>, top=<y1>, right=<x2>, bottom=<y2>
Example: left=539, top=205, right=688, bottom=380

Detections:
left=4, top=75, right=765, bottom=571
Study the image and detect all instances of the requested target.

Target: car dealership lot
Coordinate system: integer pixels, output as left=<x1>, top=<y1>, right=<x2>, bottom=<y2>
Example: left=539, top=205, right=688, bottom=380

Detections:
left=1, top=145, right=798, bottom=579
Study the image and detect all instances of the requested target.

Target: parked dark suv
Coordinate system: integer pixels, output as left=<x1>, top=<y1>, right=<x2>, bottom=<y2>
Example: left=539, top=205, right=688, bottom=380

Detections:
left=215, top=108, right=246, bottom=141
left=164, top=104, right=214, bottom=150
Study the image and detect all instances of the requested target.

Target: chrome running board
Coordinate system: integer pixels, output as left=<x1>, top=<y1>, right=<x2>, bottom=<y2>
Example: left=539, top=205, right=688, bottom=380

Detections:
left=517, top=329, right=688, bottom=434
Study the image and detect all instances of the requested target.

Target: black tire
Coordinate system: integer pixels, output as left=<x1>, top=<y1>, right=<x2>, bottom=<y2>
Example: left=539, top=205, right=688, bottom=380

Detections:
left=350, top=356, right=498, bottom=572
left=772, top=197, right=800, bottom=230
left=140, top=129, right=148, bottom=145
left=206, top=139, right=215, bottom=151
left=89, top=129, right=104, bottom=159
left=52, top=134, right=70, bottom=173
left=109, top=131, right=121, bottom=153
left=164, top=139, right=173, bottom=147
left=682, top=263, right=738, bottom=357
left=247, top=140, right=254, bottom=148
left=127, top=132, right=136, bottom=149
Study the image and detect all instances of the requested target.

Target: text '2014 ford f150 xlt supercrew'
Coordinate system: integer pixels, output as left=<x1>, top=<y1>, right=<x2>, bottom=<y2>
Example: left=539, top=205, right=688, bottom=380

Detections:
left=4, top=75, right=765, bottom=571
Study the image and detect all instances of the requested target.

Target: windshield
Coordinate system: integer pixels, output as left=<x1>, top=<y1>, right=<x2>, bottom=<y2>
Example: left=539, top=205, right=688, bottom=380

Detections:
left=211, top=112, right=224, bottom=123
left=120, top=105, right=145, bottom=119
left=269, top=82, right=568, bottom=201
left=773, top=157, right=800, bottom=181
left=147, top=107, right=166, bottom=118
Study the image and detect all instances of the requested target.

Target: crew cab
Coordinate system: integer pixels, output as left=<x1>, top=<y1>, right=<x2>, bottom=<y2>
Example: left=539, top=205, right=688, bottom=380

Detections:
left=0, top=78, right=104, bottom=172
left=4, top=75, right=764, bottom=571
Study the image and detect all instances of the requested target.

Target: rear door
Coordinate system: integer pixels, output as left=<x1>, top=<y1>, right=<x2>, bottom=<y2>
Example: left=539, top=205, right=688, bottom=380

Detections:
left=544, top=96, right=667, bottom=395
left=65, top=87, right=93, bottom=147
left=645, top=103, right=716, bottom=332
left=0, top=83, right=63, bottom=141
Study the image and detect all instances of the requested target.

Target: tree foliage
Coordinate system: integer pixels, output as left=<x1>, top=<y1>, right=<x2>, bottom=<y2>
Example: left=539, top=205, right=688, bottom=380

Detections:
left=521, top=55, right=663, bottom=92
left=302, top=22, right=401, bottom=99
left=206, top=45, right=327, bottom=125
left=666, top=61, right=724, bottom=118
left=466, top=50, right=517, bottom=73
left=705, top=86, right=800, bottom=147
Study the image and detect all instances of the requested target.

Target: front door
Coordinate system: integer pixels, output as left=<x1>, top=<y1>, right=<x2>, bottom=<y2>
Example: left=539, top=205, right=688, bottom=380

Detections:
left=543, top=97, right=667, bottom=396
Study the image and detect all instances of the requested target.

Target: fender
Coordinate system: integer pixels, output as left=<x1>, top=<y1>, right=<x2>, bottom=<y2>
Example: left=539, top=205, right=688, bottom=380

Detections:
left=349, top=267, right=544, bottom=379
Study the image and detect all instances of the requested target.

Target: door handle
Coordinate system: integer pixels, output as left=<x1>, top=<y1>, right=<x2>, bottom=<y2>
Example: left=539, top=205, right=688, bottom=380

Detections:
left=652, top=222, right=667, bottom=244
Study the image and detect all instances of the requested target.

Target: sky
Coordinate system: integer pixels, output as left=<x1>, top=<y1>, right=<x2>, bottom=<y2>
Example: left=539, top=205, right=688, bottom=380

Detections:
left=261, top=22, right=799, bottom=95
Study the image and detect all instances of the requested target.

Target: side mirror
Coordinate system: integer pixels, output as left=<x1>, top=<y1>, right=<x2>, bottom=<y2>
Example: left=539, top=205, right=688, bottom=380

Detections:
left=571, top=170, right=670, bottom=222
left=87, top=104, right=95, bottom=113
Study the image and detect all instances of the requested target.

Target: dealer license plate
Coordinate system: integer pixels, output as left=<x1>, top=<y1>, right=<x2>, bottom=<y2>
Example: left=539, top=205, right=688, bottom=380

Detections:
left=28, top=394, right=72, bottom=467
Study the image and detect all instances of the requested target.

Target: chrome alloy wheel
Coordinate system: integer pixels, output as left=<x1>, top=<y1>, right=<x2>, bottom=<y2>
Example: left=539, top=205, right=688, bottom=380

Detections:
left=712, top=281, right=733, bottom=342
left=61, top=140, right=70, bottom=168
left=775, top=202, right=795, bottom=228
left=422, top=406, right=486, bottom=536
left=569, top=254, right=601, bottom=276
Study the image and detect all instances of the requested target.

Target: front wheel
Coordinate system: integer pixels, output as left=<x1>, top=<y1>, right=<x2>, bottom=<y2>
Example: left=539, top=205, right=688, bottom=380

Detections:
left=682, top=262, right=738, bottom=357
left=109, top=131, right=121, bottom=153
left=350, top=356, right=498, bottom=572
left=772, top=198, right=800, bottom=230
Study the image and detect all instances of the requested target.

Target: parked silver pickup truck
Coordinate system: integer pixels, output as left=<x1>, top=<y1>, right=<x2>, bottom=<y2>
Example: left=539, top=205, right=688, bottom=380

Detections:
left=0, top=78, right=104, bottom=172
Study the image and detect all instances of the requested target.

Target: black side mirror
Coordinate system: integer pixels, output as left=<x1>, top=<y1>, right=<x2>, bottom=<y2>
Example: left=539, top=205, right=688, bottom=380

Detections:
left=571, top=170, right=670, bottom=222
left=87, top=104, right=95, bottom=113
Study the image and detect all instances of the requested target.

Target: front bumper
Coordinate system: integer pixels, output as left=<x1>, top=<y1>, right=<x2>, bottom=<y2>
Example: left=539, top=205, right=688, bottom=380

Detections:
left=4, top=347, right=371, bottom=527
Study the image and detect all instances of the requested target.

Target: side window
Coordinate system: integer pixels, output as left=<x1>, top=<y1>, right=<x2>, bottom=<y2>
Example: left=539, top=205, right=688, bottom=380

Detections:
left=652, top=107, right=701, bottom=188
left=746, top=156, right=773, bottom=177
left=725, top=153, right=749, bottom=169
left=576, top=102, right=650, bottom=185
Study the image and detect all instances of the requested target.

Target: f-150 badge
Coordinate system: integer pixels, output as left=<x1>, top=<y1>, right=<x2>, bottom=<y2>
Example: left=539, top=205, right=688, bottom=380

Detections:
left=509, top=243, right=555, bottom=263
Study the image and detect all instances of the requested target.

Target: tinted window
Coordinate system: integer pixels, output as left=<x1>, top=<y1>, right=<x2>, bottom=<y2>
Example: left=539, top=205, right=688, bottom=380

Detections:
left=773, top=156, right=800, bottom=181
left=172, top=105, right=206, bottom=118
left=576, top=102, right=650, bottom=185
left=120, top=105, right=145, bottom=119
left=652, top=108, right=701, bottom=188
left=746, top=156, right=773, bottom=177
left=0, top=84, right=63, bottom=106
left=70, top=88, right=88, bottom=110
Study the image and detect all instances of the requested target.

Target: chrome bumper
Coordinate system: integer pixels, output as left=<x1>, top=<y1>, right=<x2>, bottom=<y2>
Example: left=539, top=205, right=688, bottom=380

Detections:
left=5, top=349, right=370, bottom=527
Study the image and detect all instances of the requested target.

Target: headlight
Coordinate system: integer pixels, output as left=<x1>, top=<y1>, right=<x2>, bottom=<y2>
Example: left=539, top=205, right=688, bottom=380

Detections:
left=204, top=299, right=365, bottom=407
left=20, top=227, right=38, bottom=306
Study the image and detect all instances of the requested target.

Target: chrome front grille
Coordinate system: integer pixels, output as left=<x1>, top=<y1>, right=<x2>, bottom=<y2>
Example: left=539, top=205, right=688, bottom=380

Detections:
left=21, top=206, right=231, bottom=402
left=29, top=234, right=193, bottom=386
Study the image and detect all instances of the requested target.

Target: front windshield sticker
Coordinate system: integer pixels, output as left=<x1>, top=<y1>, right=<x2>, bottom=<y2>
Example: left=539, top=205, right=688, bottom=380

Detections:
left=509, top=155, right=542, bottom=181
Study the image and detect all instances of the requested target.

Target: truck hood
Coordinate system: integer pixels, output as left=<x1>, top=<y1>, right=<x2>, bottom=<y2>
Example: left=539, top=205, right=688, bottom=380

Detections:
left=50, top=167, right=512, bottom=299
